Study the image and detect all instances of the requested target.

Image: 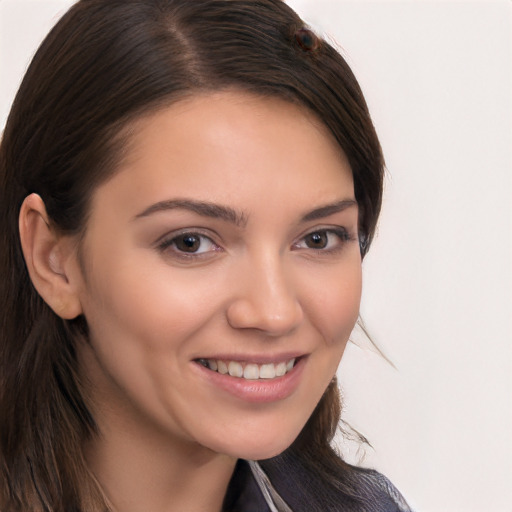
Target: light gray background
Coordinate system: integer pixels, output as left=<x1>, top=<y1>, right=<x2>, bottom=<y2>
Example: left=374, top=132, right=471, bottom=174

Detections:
left=1, top=1, right=511, bottom=511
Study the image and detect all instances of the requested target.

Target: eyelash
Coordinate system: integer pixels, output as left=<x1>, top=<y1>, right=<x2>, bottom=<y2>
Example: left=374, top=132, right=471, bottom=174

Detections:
left=292, top=227, right=356, bottom=255
left=156, top=227, right=355, bottom=261
left=156, top=230, right=221, bottom=260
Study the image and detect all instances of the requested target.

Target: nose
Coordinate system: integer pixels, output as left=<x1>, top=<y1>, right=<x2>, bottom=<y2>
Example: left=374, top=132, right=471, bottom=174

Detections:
left=226, top=254, right=304, bottom=337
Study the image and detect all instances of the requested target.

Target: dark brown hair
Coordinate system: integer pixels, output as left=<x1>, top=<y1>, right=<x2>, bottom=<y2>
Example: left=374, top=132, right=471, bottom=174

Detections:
left=0, top=1, right=384, bottom=510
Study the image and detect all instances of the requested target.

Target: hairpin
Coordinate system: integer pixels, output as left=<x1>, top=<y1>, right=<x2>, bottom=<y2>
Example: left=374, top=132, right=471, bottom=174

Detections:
left=359, top=233, right=369, bottom=254
left=294, top=27, right=320, bottom=52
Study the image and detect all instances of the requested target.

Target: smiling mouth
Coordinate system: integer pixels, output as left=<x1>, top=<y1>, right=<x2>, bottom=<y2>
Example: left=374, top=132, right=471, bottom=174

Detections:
left=195, top=358, right=297, bottom=380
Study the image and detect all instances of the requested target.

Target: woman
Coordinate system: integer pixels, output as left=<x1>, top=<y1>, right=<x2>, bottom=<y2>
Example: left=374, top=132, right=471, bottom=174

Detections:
left=0, top=0, right=412, bottom=510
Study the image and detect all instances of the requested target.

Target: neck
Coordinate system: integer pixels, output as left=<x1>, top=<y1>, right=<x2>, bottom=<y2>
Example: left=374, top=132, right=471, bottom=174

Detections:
left=84, top=412, right=237, bottom=512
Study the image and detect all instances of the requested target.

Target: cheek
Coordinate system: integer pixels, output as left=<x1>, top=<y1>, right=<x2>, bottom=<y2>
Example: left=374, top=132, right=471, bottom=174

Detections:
left=77, top=255, right=227, bottom=429
left=307, top=260, right=362, bottom=345
left=81, top=252, right=221, bottom=350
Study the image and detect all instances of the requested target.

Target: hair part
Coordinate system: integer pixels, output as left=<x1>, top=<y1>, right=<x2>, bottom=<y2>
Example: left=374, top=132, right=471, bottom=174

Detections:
left=0, top=1, right=384, bottom=510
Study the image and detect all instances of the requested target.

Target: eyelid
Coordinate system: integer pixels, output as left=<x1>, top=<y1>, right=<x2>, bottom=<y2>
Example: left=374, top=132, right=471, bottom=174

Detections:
left=154, top=227, right=221, bottom=246
left=292, top=225, right=356, bottom=251
left=155, top=228, right=223, bottom=259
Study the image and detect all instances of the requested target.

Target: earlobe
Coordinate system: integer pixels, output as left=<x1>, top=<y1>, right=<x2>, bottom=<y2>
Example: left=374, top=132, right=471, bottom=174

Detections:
left=19, top=193, right=83, bottom=320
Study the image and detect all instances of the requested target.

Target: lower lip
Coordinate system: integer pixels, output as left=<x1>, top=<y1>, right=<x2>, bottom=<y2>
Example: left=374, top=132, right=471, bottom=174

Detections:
left=193, top=357, right=307, bottom=403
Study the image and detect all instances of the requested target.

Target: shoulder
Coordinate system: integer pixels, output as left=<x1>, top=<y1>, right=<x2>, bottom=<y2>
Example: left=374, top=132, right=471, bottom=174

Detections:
left=259, top=452, right=415, bottom=512
left=225, top=457, right=414, bottom=512
left=346, top=466, right=414, bottom=512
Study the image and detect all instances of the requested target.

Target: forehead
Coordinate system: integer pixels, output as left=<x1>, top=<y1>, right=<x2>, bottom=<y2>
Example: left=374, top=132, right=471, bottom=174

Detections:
left=89, top=91, right=354, bottom=220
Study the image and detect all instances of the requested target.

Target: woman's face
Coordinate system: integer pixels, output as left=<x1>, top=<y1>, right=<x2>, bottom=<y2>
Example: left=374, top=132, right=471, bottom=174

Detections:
left=75, top=91, right=362, bottom=460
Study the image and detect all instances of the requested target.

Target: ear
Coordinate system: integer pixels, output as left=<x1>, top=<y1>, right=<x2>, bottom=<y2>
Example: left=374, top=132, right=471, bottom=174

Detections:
left=19, top=193, right=83, bottom=319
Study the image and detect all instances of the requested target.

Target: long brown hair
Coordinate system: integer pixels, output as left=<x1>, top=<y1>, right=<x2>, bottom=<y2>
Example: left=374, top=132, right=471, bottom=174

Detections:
left=0, top=1, right=384, bottom=510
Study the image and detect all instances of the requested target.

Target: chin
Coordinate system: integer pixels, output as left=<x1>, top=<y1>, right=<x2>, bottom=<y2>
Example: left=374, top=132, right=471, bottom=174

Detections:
left=224, top=443, right=292, bottom=462
left=206, top=423, right=304, bottom=461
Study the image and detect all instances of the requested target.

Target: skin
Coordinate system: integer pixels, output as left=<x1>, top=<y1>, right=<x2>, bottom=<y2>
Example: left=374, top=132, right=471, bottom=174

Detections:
left=20, top=91, right=362, bottom=512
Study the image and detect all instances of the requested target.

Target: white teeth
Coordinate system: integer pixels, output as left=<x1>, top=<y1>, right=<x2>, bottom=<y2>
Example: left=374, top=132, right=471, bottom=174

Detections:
left=286, top=358, right=296, bottom=371
left=243, top=364, right=260, bottom=380
left=275, top=362, right=287, bottom=377
left=217, top=360, right=228, bottom=374
left=259, top=363, right=276, bottom=379
left=203, top=358, right=297, bottom=380
left=228, top=361, right=243, bottom=378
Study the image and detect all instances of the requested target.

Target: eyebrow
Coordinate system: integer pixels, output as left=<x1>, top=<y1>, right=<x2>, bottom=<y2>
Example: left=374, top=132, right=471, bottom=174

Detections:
left=300, top=199, right=358, bottom=222
left=133, top=199, right=247, bottom=227
left=133, top=197, right=357, bottom=226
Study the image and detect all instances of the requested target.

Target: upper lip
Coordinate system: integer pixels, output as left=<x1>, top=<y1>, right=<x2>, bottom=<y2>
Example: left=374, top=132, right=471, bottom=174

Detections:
left=193, top=352, right=306, bottom=364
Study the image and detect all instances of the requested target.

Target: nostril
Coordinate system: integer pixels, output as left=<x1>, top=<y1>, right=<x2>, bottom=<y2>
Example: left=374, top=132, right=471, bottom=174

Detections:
left=226, top=295, right=303, bottom=336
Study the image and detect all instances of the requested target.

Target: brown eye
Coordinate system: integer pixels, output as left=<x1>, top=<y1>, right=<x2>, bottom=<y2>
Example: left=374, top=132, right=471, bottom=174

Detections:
left=157, top=230, right=222, bottom=260
left=175, top=234, right=202, bottom=252
left=304, top=231, right=328, bottom=249
left=293, top=228, right=351, bottom=253
left=157, top=231, right=221, bottom=260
